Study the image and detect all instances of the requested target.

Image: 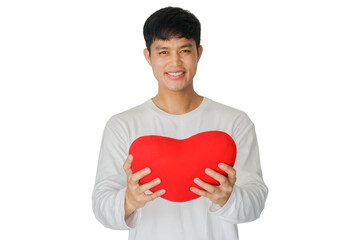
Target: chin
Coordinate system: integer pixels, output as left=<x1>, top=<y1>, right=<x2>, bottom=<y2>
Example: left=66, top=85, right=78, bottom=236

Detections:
left=158, top=78, right=193, bottom=92
left=168, top=85, right=193, bottom=92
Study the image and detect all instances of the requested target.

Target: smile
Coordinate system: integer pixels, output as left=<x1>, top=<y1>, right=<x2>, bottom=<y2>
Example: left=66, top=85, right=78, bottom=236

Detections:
left=167, top=72, right=184, bottom=76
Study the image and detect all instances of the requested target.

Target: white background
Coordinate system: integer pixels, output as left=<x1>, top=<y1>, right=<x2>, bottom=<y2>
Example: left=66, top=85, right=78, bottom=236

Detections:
left=1, top=0, right=359, bottom=239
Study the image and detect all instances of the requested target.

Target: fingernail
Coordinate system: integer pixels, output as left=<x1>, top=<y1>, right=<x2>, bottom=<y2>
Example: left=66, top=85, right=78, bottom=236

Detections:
left=160, top=189, right=166, bottom=194
left=194, top=178, right=200, bottom=183
left=145, top=168, right=151, bottom=174
left=154, top=178, right=160, bottom=184
left=205, top=168, right=211, bottom=174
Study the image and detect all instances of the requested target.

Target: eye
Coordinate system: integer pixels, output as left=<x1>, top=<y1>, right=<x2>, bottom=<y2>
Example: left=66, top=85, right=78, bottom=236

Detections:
left=181, top=49, right=191, bottom=53
left=159, top=51, right=168, bottom=55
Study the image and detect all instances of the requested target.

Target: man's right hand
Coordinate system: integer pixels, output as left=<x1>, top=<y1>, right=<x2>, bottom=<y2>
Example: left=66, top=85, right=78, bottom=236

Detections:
left=123, top=154, right=166, bottom=220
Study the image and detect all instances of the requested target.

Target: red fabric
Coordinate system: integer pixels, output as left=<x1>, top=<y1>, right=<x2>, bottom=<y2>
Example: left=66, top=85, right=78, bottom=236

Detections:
left=129, top=131, right=237, bottom=202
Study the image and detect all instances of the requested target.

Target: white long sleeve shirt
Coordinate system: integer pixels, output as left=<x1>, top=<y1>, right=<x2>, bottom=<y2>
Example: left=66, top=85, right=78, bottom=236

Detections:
left=92, top=97, right=268, bottom=240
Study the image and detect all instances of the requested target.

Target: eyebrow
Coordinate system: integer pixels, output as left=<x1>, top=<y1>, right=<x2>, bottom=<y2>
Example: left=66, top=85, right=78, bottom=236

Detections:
left=155, top=43, right=194, bottom=50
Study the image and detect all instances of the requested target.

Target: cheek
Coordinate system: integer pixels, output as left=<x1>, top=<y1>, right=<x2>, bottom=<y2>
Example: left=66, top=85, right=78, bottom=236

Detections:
left=152, top=61, right=166, bottom=74
left=151, top=64, right=162, bottom=76
left=187, top=57, right=199, bottom=70
left=188, top=62, right=198, bottom=74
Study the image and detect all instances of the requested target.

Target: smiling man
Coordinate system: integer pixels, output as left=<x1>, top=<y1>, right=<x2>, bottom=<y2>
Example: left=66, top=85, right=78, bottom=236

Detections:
left=92, top=7, right=268, bottom=240
left=146, top=37, right=202, bottom=95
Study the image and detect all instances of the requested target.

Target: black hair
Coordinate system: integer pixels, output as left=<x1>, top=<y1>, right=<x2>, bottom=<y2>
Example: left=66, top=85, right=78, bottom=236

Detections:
left=143, top=7, right=201, bottom=53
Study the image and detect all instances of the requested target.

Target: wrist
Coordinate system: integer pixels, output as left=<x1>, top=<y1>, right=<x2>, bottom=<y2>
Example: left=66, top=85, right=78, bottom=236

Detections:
left=124, top=191, right=137, bottom=219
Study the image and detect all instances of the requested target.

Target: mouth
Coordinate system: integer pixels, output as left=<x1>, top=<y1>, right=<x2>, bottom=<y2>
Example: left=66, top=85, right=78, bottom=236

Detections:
left=166, top=71, right=185, bottom=80
left=167, top=72, right=184, bottom=76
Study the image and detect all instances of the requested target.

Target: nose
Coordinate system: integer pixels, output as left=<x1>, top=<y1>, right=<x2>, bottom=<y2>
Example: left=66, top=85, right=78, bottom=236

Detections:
left=170, top=53, right=182, bottom=66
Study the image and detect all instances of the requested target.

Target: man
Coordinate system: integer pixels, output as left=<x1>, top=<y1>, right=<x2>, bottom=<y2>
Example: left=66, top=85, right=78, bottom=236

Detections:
left=92, top=7, right=268, bottom=240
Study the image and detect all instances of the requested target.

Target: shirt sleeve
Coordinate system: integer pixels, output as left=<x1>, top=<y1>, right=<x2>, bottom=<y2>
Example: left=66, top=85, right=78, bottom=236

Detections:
left=92, top=116, right=142, bottom=230
left=209, top=115, right=268, bottom=224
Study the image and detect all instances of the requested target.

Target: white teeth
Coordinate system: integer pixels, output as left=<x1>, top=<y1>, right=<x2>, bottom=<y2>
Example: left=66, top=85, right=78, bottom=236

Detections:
left=167, top=72, right=183, bottom=76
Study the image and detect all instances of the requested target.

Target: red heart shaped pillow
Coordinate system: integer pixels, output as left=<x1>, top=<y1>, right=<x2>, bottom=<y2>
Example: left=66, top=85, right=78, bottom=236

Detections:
left=129, top=131, right=236, bottom=202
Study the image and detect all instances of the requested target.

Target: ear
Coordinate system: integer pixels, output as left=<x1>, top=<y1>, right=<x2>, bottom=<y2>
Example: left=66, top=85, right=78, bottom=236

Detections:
left=143, top=48, right=152, bottom=66
left=197, top=45, right=203, bottom=62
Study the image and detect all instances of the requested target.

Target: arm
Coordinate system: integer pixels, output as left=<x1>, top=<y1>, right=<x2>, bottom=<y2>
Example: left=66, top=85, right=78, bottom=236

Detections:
left=191, top=120, right=268, bottom=224
left=91, top=117, right=164, bottom=230
left=91, top=117, right=134, bottom=230
left=213, top=122, right=268, bottom=223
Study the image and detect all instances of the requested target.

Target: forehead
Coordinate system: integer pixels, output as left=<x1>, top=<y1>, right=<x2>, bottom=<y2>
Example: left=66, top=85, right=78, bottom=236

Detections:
left=151, top=37, right=196, bottom=50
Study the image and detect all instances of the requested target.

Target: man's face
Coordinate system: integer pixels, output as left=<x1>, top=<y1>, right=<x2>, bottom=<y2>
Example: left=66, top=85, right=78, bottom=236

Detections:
left=144, top=37, right=203, bottom=94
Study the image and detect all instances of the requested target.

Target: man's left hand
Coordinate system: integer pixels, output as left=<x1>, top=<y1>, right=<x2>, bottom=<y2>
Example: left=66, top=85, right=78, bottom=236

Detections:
left=190, top=163, right=236, bottom=207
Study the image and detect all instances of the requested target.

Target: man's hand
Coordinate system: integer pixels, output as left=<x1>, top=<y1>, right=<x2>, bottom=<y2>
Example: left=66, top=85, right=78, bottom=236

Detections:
left=123, top=155, right=166, bottom=219
left=190, top=163, right=236, bottom=207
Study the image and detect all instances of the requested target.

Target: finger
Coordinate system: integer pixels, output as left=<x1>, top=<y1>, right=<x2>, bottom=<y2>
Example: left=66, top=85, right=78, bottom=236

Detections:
left=218, top=163, right=236, bottom=182
left=129, top=167, right=151, bottom=184
left=194, top=178, right=217, bottom=193
left=190, top=186, right=209, bottom=198
left=144, top=189, right=166, bottom=202
left=205, top=168, right=228, bottom=185
left=139, top=178, right=161, bottom=193
left=123, top=155, right=133, bottom=174
left=218, top=163, right=236, bottom=177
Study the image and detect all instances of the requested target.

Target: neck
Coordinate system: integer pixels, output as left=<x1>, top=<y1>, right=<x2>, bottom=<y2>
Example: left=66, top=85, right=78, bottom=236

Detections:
left=152, top=89, right=203, bottom=115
